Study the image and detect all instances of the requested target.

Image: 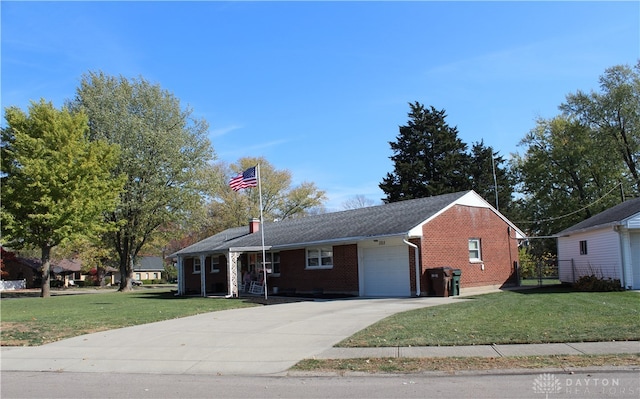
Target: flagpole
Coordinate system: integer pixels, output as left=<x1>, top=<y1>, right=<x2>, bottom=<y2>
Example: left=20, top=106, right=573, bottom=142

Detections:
left=257, top=164, right=268, bottom=300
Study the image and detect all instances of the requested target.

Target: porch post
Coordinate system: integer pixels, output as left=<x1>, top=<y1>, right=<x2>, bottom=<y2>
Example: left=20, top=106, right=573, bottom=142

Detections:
left=200, top=254, right=206, bottom=297
left=227, top=251, right=239, bottom=298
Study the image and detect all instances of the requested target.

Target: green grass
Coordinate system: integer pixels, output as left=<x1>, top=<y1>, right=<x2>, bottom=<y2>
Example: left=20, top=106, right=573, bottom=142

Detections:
left=293, top=354, right=640, bottom=374
left=1, top=288, right=258, bottom=346
left=338, top=286, right=640, bottom=347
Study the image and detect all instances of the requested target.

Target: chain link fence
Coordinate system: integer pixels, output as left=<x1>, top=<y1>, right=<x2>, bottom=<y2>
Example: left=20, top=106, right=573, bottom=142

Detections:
left=518, top=258, right=560, bottom=286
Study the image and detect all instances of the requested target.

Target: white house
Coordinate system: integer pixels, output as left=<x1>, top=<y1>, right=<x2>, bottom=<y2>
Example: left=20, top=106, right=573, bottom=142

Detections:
left=556, top=197, right=640, bottom=290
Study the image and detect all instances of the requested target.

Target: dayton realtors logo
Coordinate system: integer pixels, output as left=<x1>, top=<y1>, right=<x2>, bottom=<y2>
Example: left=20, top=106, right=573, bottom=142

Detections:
left=532, top=373, right=631, bottom=397
left=532, top=373, right=562, bottom=398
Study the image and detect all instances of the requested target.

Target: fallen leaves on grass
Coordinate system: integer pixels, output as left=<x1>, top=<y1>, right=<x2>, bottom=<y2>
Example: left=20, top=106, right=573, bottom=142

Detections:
left=293, top=354, right=640, bottom=374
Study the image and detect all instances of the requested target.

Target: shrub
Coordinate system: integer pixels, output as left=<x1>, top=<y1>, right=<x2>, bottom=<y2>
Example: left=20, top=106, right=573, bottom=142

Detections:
left=574, top=275, right=623, bottom=292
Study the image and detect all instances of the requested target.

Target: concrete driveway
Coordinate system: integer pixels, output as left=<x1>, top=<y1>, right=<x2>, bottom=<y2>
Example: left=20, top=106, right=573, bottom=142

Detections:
left=1, top=296, right=459, bottom=376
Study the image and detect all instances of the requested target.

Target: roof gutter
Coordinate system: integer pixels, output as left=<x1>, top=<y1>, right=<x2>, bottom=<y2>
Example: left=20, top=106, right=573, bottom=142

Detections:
left=270, top=233, right=409, bottom=251
left=403, top=237, right=421, bottom=297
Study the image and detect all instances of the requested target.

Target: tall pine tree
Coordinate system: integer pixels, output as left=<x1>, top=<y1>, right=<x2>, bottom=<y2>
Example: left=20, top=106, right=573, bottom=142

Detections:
left=380, top=102, right=470, bottom=202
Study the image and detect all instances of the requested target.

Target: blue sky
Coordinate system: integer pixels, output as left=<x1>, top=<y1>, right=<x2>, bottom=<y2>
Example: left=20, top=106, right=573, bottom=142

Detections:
left=2, top=1, right=638, bottom=211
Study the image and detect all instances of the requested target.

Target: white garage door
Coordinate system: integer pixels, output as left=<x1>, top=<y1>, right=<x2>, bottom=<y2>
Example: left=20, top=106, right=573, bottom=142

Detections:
left=362, top=245, right=410, bottom=297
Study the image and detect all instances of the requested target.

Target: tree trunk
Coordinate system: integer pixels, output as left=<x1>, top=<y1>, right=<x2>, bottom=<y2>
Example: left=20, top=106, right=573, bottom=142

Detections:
left=40, top=244, right=52, bottom=298
left=98, top=266, right=106, bottom=287
left=118, top=253, right=135, bottom=292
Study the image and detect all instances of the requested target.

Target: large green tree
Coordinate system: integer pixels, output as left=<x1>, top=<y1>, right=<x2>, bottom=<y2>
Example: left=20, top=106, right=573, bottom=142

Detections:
left=560, top=62, right=640, bottom=193
left=1, top=100, right=122, bottom=297
left=511, top=63, right=639, bottom=247
left=511, top=115, right=622, bottom=241
left=380, top=102, right=471, bottom=202
left=72, top=72, right=214, bottom=291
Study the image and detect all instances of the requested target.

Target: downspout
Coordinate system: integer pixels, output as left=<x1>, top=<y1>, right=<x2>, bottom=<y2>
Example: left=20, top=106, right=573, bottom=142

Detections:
left=404, top=237, right=421, bottom=297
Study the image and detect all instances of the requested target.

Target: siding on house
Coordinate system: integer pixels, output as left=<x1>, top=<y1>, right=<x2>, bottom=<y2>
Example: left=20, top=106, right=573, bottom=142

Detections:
left=557, top=228, right=622, bottom=283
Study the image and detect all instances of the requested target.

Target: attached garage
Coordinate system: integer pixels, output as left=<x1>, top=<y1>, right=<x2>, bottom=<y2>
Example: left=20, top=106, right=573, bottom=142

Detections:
left=360, top=243, right=410, bottom=297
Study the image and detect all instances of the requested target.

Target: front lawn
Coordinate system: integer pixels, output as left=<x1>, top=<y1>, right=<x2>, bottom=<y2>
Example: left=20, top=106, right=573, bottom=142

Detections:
left=338, top=286, right=640, bottom=347
left=0, top=288, right=258, bottom=346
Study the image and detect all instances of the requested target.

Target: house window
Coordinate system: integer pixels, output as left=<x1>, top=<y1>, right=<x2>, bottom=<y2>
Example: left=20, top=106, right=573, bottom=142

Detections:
left=193, top=258, right=201, bottom=274
left=255, top=252, right=281, bottom=275
left=469, top=239, right=482, bottom=261
left=210, top=256, right=220, bottom=273
left=306, top=247, right=333, bottom=269
left=579, top=240, right=588, bottom=255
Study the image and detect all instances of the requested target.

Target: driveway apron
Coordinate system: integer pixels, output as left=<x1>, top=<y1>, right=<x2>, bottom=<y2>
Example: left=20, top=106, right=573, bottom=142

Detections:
left=1, top=297, right=457, bottom=376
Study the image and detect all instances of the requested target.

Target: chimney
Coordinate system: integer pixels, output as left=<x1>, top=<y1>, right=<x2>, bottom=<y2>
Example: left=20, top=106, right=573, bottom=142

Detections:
left=249, top=218, right=260, bottom=234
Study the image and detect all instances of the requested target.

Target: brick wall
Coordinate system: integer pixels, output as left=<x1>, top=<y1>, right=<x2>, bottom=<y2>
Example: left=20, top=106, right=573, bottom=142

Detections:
left=407, top=237, right=421, bottom=295
left=421, top=205, right=519, bottom=290
left=183, top=257, right=200, bottom=294
left=183, top=255, right=229, bottom=294
left=270, top=244, right=359, bottom=295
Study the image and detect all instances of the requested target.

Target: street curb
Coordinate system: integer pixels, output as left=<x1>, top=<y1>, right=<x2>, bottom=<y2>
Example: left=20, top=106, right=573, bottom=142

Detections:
left=284, top=365, right=640, bottom=378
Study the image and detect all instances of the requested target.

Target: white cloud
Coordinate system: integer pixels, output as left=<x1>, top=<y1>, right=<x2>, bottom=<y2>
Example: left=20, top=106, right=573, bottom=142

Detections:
left=209, top=124, right=244, bottom=138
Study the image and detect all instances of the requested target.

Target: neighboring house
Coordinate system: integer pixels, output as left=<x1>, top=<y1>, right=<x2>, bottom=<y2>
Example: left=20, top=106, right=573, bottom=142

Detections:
left=172, top=190, right=525, bottom=298
left=114, top=256, right=165, bottom=283
left=1, top=250, right=119, bottom=288
left=556, top=197, right=640, bottom=290
left=54, top=258, right=82, bottom=286
left=1, top=254, right=41, bottom=288
left=134, top=256, right=165, bottom=281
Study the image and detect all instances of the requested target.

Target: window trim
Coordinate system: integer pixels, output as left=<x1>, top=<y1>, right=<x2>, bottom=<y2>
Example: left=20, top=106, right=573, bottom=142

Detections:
left=306, top=247, right=333, bottom=270
left=259, top=252, right=281, bottom=276
left=468, top=238, right=482, bottom=262
left=579, top=240, right=588, bottom=255
left=193, top=257, right=201, bottom=274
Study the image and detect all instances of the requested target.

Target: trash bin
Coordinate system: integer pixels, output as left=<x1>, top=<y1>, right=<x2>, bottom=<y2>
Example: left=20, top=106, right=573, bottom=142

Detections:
left=426, top=267, right=453, bottom=297
left=450, top=269, right=461, bottom=296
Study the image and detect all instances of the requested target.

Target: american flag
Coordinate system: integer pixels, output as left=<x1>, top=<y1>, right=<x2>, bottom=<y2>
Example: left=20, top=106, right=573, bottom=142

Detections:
left=229, top=166, right=258, bottom=191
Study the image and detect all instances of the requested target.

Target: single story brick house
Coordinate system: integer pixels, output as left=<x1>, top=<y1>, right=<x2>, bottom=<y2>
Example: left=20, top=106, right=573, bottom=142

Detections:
left=556, top=197, right=640, bottom=290
left=172, top=190, right=525, bottom=297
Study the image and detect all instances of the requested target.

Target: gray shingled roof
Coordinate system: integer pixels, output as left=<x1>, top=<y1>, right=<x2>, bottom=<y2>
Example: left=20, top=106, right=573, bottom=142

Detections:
left=174, top=191, right=470, bottom=256
left=557, top=197, right=640, bottom=236
left=134, top=256, right=164, bottom=271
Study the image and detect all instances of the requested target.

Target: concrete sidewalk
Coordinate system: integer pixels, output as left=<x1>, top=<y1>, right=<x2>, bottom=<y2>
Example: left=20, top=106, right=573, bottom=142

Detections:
left=316, top=341, right=640, bottom=359
left=2, top=294, right=638, bottom=376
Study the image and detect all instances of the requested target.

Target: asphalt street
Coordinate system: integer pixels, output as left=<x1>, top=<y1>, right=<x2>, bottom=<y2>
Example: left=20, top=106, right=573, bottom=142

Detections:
left=2, top=370, right=639, bottom=399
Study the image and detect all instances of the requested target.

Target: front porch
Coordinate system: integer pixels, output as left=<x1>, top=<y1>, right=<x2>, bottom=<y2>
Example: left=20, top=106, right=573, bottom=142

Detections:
left=176, top=248, right=274, bottom=297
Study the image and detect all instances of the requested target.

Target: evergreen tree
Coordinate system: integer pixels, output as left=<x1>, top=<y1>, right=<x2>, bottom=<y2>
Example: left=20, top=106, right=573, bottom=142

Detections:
left=380, top=102, right=470, bottom=202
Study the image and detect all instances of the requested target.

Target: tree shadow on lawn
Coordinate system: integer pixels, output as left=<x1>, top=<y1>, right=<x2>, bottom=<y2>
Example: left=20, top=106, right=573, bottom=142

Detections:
left=507, top=284, right=582, bottom=295
left=132, top=289, right=338, bottom=305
